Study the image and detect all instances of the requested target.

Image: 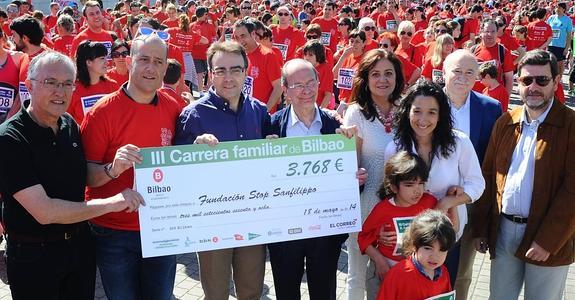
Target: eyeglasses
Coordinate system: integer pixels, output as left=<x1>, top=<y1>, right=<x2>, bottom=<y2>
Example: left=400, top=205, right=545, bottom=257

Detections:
left=363, top=26, right=376, bottom=31
left=306, top=34, right=318, bottom=39
left=287, top=80, right=318, bottom=92
left=211, top=66, right=245, bottom=77
left=278, top=12, right=290, bottom=16
left=30, top=78, right=76, bottom=91
left=399, top=31, right=413, bottom=36
left=380, top=43, right=390, bottom=48
left=435, top=29, right=448, bottom=34
left=138, top=27, right=170, bottom=40
left=497, top=23, right=506, bottom=28
left=111, top=50, right=129, bottom=58
left=517, top=75, right=552, bottom=87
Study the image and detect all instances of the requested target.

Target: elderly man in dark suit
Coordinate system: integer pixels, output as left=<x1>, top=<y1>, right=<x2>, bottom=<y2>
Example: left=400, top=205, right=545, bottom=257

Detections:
left=442, top=49, right=502, bottom=299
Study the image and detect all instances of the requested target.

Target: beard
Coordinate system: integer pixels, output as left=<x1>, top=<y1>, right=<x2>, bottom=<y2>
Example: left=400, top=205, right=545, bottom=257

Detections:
left=14, top=41, right=25, bottom=52
left=523, top=90, right=552, bottom=111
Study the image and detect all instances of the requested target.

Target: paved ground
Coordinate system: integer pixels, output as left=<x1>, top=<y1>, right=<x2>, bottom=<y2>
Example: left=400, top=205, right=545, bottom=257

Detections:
left=0, top=76, right=573, bottom=300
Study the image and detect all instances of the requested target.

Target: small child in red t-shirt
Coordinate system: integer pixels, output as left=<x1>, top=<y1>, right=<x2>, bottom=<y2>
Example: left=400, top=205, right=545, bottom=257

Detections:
left=377, top=210, right=456, bottom=300
left=480, top=63, right=509, bottom=111
left=358, top=151, right=458, bottom=295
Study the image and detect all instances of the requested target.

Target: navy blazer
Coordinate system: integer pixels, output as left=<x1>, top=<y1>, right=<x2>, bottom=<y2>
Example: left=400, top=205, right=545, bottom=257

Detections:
left=468, top=91, right=503, bottom=164
left=269, top=105, right=342, bottom=137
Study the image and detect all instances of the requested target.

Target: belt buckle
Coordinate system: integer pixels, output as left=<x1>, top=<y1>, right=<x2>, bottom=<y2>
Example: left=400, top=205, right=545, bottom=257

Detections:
left=64, top=232, right=72, bottom=240
left=512, top=215, right=522, bottom=223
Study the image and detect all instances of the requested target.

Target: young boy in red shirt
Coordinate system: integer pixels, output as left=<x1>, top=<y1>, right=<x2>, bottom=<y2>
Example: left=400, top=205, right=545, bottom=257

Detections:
left=480, top=63, right=509, bottom=111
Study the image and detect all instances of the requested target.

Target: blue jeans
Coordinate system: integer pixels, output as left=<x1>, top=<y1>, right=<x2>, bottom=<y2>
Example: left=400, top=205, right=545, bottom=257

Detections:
left=90, top=224, right=177, bottom=300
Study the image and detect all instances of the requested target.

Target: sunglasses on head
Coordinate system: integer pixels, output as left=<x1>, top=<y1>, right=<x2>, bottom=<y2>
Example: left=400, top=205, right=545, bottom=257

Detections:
left=138, top=27, right=170, bottom=40
left=278, top=12, right=290, bottom=16
left=111, top=50, right=129, bottom=58
left=435, top=29, right=447, bottom=34
left=363, top=26, right=376, bottom=31
left=517, top=75, right=552, bottom=87
left=399, top=31, right=413, bottom=36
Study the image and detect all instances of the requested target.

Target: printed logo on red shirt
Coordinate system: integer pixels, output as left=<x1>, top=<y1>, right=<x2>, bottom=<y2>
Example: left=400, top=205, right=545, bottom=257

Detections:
left=160, top=128, right=172, bottom=146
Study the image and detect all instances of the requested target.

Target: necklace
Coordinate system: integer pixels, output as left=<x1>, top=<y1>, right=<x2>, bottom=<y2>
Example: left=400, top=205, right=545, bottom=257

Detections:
left=374, top=103, right=394, bottom=133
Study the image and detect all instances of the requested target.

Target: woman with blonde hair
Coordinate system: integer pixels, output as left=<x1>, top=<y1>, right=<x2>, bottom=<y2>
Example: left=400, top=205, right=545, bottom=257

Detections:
left=395, top=20, right=424, bottom=67
left=422, top=34, right=454, bottom=86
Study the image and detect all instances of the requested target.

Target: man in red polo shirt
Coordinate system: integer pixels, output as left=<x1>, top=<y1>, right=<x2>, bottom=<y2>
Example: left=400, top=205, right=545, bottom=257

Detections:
left=311, top=2, right=339, bottom=54
left=271, top=6, right=306, bottom=61
left=233, top=19, right=282, bottom=112
left=70, top=1, right=115, bottom=58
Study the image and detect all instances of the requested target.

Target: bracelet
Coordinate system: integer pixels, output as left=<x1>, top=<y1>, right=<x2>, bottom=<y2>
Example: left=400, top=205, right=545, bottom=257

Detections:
left=104, top=163, right=119, bottom=179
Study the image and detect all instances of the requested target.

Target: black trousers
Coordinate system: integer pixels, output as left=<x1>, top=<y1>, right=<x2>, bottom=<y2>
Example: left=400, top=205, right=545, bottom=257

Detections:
left=6, top=225, right=96, bottom=300
left=268, top=234, right=347, bottom=300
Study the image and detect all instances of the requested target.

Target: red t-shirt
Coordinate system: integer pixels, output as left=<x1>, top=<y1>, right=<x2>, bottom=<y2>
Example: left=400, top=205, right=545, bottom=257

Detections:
left=80, top=88, right=182, bottom=231
left=315, top=61, right=334, bottom=108
left=158, top=86, right=188, bottom=109
left=358, top=193, right=437, bottom=262
left=395, top=43, right=424, bottom=68
left=377, top=12, right=398, bottom=31
left=310, top=17, right=339, bottom=53
left=153, top=10, right=168, bottom=23
left=460, top=17, right=479, bottom=44
left=70, top=28, right=115, bottom=59
left=246, top=45, right=282, bottom=105
left=365, top=39, right=380, bottom=53
left=398, top=56, right=418, bottom=84
left=68, top=78, right=118, bottom=124
left=167, top=43, right=186, bottom=75
left=43, top=14, right=58, bottom=37
left=190, top=20, right=217, bottom=60
left=0, top=52, right=22, bottom=118
left=52, top=35, right=75, bottom=57
left=378, top=257, right=452, bottom=300
left=422, top=59, right=445, bottom=85
left=161, top=18, right=179, bottom=29
left=166, top=27, right=202, bottom=53
left=526, top=20, right=552, bottom=50
left=498, top=29, right=520, bottom=52
left=270, top=25, right=307, bottom=61
left=410, top=29, right=426, bottom=46
left=336, top=53, right=363, bottom=103
left=484, top=84, right=509, bottom=112
left=106, top=68, right=129, bottom=87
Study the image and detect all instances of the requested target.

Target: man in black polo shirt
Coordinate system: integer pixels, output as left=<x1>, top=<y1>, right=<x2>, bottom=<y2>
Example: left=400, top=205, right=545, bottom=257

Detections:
left=0, top=51, right=143, bottom=299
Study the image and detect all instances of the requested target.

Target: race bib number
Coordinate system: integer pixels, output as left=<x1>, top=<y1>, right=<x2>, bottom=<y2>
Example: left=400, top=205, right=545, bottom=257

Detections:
left=274, top=43, right=288, bottom=60
left=425, top=290, right=456, bottom=300
left=480, top=59, right=498, bottom=68
left=0, top=87, right=15, bottom=111
left=224, top=33, right=232, bottom=41
left=81, top=94, right=106, bottom=115
left=337, top=68, right=354, bottom=90
left=320, top=32, right=331, bottom=46
left=99, top=41, right=113, bottom=59
left=392, top=216, right=415, bottom=256
left=386, top=20, right=397, bottom=30
left=242, top=76, right=254, bottom=97
left=552, top=29, right=560, bottom=39
left=432, top=69, right=444, bottom=85
left=19, top=82, right=30, bottom=103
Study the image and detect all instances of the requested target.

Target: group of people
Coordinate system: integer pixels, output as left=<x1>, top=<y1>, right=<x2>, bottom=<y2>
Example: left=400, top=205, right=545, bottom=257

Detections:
left=0, top=0, right=572, bottom=299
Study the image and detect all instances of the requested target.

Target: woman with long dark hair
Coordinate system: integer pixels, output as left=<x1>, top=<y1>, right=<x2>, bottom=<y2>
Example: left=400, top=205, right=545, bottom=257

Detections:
left=384, top=80, right=485, bottom=285
left=342, top=49, right=404, bottom=300
left=67, top=40, right=118, bottom=124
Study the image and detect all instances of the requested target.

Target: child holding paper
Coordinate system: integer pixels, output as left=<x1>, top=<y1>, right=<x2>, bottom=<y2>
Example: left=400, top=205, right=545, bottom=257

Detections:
left=378, top=210, right=456, bottom=300
left=358, top=151, right=439, bottom=292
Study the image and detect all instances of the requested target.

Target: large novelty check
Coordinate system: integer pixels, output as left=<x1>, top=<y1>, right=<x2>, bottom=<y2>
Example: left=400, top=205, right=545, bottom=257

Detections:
left=135, top=134, right=361, bottom=258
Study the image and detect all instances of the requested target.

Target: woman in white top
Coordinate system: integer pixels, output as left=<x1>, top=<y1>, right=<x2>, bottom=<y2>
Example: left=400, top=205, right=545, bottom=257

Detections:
left=384, top=81, right=485, bottom=286
left=343, top=49, right=405, bottom=300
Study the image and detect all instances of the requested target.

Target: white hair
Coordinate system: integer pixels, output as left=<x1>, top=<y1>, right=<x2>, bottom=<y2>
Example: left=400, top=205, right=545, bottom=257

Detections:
left=28, top=51, right=76, bottom=80
left=358, top=17, right=376, bottom=30
left=397, top=21, right=415, bottom=34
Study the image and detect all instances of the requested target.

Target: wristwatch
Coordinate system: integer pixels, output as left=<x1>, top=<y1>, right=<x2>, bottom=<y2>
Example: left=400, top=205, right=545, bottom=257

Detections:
left=104, top=163, right=119, bottom=179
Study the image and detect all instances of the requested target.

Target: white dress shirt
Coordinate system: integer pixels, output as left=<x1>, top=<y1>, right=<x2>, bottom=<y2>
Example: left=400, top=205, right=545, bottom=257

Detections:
left=501, top=100, right=554, bottom=218
left=449, top=92, right=472, bottom=137
left=286, top=105, right=322, bottom=137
